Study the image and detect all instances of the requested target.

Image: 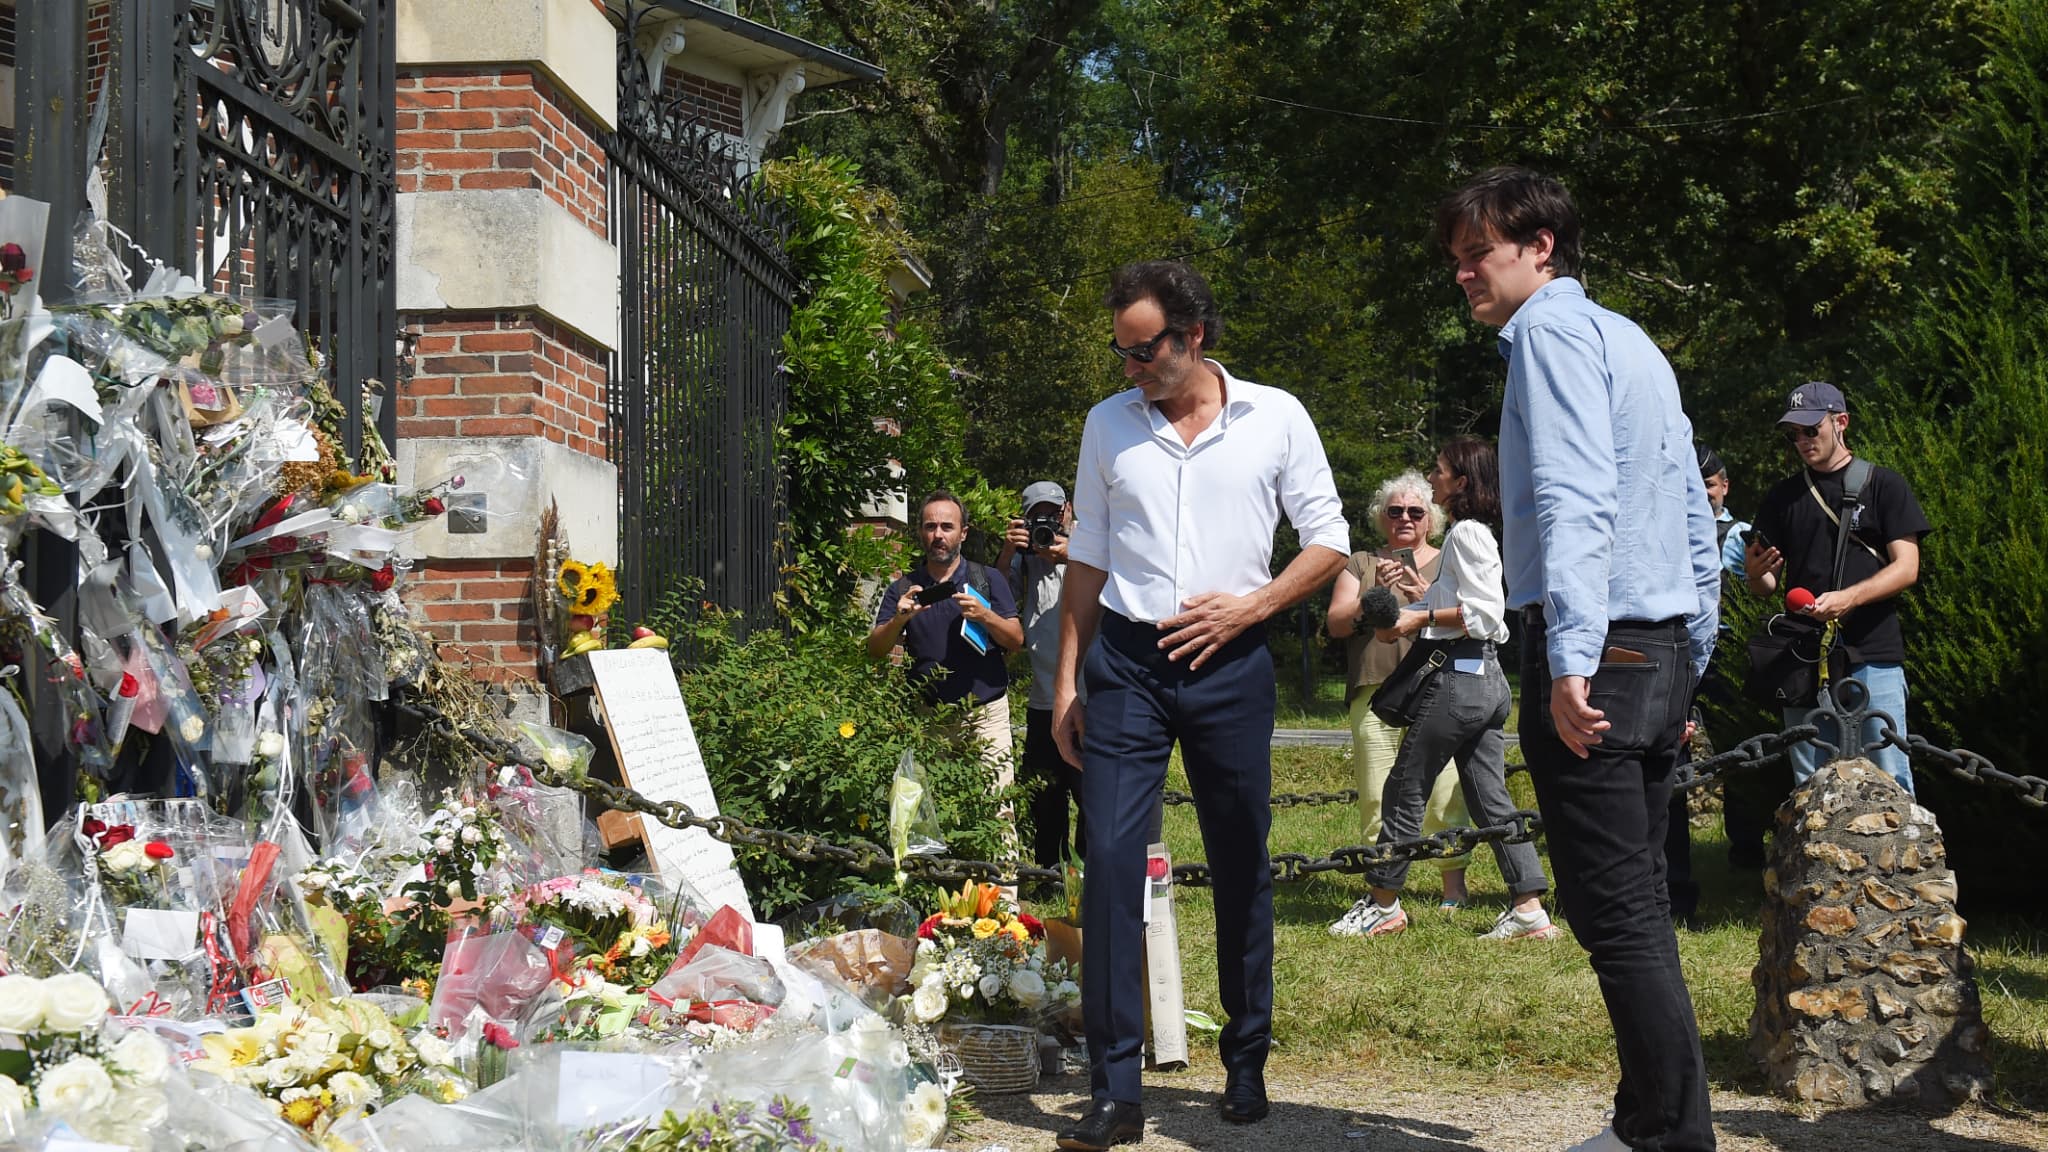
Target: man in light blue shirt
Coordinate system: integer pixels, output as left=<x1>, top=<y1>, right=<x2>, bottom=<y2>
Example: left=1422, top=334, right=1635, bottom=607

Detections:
left=1441, top=167, right=1719, bottom=1152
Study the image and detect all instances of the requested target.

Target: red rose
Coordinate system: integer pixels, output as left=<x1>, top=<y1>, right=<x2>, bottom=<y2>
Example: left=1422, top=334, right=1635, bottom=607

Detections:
left=0, top=243, right=24, bottom=275
left=1016, top=912, right=1045, bottom=939
left=422, top=496, right=445, bottom=516
left=81, top=817, right=107, bottom=839
left=370, top=564, right=397, bottom=592
left=11, top=269, right=29, bottom=284
left=144, top=841, right=175, bottom=860
left=98, top=824, right=136, bottom=848
left=916, top=913, right=944, bottom=940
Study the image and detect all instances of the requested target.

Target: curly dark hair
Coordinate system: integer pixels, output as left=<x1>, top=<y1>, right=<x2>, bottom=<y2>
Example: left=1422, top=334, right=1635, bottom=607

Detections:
left=1438, top=436, right=1501, bottom=526
left=1435, top=167, right=1583, bottom=279
left=1105, top=260, right=1223, bottom=352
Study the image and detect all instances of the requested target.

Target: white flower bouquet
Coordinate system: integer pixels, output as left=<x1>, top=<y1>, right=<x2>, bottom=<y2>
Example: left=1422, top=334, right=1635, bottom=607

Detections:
left=0, top=972, right=172, bottom=1148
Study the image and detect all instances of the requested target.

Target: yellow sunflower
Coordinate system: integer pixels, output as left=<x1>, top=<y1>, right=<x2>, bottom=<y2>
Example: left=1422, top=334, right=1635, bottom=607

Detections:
left=576, top=561, right=620, bottom=616
left=557, top=559, right=591, bottom=599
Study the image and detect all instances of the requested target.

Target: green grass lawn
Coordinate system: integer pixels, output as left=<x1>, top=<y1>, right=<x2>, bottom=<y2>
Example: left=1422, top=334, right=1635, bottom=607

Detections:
left=1149, top=745, right=2048, bottom=1110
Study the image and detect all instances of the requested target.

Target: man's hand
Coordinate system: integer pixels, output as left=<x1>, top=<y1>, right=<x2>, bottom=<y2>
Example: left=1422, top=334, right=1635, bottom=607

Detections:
left=1003, top=519, right=1031, bottom=552
left=1803, top=588, right=1859, bottom=622
left=954, top=590, right=996, bottom=623
left=1052, top=691, right=1085, bottom=769
left=1745, top=540, right=1784, bottom=594
left=1550, top=674, right=1610, bottom=758
left=1159, top=591, right=1265, bottom=669
left=1038, top=535, right=1070, bottom=564
left=895, top=587, right=929, bottom=618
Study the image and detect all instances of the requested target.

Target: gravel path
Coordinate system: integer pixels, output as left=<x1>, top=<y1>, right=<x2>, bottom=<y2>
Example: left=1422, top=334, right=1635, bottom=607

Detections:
left=948, top=1070, right=2048, bottom=1151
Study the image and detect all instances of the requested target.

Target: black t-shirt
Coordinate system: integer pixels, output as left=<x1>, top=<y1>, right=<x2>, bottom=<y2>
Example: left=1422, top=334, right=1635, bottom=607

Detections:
left=1753, top=459, right=1932, bottom=663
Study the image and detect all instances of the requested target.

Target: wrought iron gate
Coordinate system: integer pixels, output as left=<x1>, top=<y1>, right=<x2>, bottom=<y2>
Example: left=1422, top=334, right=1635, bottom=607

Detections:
left=12, top=0, right=397, bottom=450
left=606, top=4, right=797, bottom=638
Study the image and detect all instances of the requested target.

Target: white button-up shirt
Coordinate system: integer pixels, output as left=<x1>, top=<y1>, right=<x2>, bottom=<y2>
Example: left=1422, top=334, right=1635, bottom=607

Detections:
left=1068, top=361, right=1350, bottom=624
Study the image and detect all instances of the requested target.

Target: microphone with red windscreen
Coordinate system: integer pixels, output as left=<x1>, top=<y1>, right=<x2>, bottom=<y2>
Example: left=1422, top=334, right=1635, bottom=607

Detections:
left=1785, top=587, right=1817, bottom=614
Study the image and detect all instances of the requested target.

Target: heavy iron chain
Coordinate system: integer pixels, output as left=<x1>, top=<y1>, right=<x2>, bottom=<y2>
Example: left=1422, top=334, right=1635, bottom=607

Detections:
left=390, top=686, right=2043, bottom=892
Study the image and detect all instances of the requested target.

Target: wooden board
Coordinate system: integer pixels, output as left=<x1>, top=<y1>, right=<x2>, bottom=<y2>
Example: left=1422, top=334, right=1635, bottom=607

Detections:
left=585, top=648, right=754, bottom=921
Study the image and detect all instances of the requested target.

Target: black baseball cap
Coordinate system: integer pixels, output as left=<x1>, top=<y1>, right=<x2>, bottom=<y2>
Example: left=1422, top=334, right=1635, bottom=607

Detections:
left=1780, top=381, right=1847, bottom=426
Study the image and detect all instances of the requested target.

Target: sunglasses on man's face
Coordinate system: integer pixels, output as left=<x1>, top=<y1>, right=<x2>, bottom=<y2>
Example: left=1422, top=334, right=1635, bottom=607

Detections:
left=1385, top=506, right=1428, bottom=521
left=1109, top=327, right=1178, bottom=364
left=1782, top=422, right=1826, bottom=441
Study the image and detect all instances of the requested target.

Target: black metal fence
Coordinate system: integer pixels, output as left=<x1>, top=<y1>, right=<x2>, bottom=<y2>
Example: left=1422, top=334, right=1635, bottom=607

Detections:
left=605, top=2, right=797, bottom=642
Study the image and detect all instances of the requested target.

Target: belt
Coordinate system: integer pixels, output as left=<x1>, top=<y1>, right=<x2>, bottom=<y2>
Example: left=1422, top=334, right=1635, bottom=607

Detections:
left=1518, top=607, right=1684, bottom=630
left=1419, top=636, right=1493, bottom=661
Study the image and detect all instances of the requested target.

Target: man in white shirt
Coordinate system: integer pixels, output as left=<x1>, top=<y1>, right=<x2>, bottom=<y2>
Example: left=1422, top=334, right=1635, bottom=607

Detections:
left=1051, top=261, right=1349, bottom=1150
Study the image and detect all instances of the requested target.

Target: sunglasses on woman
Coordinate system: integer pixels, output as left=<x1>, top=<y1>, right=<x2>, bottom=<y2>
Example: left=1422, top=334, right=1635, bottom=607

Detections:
left=1385, top=506, right=1428, bottom=521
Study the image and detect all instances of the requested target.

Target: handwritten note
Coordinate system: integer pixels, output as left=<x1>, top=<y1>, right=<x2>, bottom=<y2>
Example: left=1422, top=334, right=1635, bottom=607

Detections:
left=587, top=648, right=755, bottom=921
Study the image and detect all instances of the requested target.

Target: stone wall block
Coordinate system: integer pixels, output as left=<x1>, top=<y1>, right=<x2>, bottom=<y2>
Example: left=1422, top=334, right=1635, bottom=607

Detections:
left=1749, top=757, right=1993, bottom=1107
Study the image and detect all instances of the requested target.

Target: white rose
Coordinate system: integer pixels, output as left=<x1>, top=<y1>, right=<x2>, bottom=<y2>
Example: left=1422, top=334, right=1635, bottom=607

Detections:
left=460, top=826, right=481, bottom=845
left=459, top=807, right=477, bottom=823
left=40, top=973, right=111, bottom=1032
left=256, top=731, right=286, bottom=759
left=411, top=1032, right=453, bottom=1068
left=957, top=984, right=975, bottom=1000
left=977, top=973, right=1004, bottom=1002
left=0, top=1074, right=27, bottom=1130
left=446, top=881, right=463, bottom=900
left=265, top=1057, right=303, bottom=1089
left=110, top=1029, right=172, bottom=1086
left=101, top=839, right=151, bottom=874
left=1008, top=969, right=1047, bottom=1008
left=327, top=1070, right=378, bottom=1109
left=629, top=934, right=651, bottom=958
left=0, top=974, right=45, bottom=1031
left=373, top=1049, right=402, bottom=1077
left=1054, top=979, right=1080, bottom=1003
left=433, top=836, right=455, bottom=854
left=910, top=982, right=948, bottom=1024
left=362, top=1028, right=393, bottom=1051
left=107, top=1083, right=169, bottom=1130
left=35, top=1056, right=114, bottom=1116
left=179, top=715, right=206, bottom=743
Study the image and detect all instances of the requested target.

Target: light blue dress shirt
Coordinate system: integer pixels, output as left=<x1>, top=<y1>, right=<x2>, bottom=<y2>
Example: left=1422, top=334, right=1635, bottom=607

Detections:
left=1718, top=509, right=1750, bottom=579
left=1497, top=279, right=1720, bottom=679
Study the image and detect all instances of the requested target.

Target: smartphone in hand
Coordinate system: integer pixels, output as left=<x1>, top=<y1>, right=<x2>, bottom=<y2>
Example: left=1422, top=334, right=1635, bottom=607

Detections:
left=913, top=580, right=958, bottom=607
left=1392, top=547, right=1418, bottom=570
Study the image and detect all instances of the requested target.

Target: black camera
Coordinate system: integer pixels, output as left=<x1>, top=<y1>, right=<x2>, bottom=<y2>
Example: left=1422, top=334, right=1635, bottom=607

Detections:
left=1026, top=511, right=1065, bottom=552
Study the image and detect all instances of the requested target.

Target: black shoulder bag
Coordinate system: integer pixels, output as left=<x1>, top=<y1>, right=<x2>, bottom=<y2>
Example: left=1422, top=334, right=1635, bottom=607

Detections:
left=1744, top=458, right=1872, bottom=708
left=1368, top=638, right=1452, bottom=728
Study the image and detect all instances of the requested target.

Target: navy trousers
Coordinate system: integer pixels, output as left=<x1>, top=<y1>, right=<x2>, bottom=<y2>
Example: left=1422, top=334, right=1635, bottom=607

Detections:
left=1080, top=611, right=1274, bottom=1104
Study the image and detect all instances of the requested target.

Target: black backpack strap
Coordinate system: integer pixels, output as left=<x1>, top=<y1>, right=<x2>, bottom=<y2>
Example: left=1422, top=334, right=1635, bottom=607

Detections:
left=964, top=560, right=995, bottom=605
left=1829, top=458, right=1876, bottom=592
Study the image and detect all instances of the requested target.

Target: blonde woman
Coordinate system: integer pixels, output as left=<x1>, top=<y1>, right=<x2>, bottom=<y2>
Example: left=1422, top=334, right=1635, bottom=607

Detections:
left=1326, top=470, right=1472, bottom=937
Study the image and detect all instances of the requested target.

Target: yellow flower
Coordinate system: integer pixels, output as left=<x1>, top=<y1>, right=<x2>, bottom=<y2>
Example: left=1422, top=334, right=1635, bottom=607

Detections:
left=971, top=917, right=1001, bottom=939
left=575, top=561, right=620, bottom=615
left=283, top=1097, right=325, bottom=1128
left=838, top=721, right=856, bottom=738
left=557, top=560, right=590, bottom=598
left=1004, top=920, right=1030, bottom=943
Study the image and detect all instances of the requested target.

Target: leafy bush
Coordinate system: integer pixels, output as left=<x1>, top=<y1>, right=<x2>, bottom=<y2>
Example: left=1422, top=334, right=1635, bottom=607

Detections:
left=654, top=595, right=1017, bottom=919
left=761, top=153, right=1003, bottom=631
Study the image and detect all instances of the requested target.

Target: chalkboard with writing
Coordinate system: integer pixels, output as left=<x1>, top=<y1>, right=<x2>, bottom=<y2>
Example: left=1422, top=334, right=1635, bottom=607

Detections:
left=586, top=648, right=755, bottom=920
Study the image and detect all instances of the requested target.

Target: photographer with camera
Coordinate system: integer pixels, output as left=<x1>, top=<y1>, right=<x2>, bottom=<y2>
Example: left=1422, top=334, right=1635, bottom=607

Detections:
left=996, top=481, right=1085, bottom=869
left=869, top=489, right=1025, bottom=802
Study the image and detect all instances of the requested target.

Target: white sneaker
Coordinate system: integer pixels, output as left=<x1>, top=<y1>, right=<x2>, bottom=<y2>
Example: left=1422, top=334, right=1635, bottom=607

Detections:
left=1479, top=906, right=1563, bottom=941
left=1330, top=899, right=1407, bottom=938
left=1564, top=1125, right=1630, bottom=1151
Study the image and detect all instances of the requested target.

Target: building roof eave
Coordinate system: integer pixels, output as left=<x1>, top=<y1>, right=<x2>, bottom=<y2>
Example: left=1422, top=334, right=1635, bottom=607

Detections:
left=643, top=0, right=885, bottom=88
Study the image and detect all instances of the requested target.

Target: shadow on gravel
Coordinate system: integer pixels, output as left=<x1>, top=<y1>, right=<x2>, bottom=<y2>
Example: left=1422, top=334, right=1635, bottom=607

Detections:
left=1714, top=1105, right=2046, bottom=1151
left=976, top=1081, right=1491, bottom=1150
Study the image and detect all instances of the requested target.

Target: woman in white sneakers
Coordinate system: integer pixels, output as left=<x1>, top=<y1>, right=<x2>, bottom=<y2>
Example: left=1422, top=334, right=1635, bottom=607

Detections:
left=1327, top=471, right=1473, bottom=937
left=1343, top=437, right=1561, bottom=942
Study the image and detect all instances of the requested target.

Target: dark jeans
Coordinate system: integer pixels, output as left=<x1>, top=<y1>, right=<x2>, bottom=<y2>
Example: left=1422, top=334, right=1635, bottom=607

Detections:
left=1367, top=646, right=1547, bottom=897
left=1024, top=706, right=1087, bottom=868
left=1081, top=611, right=1274, bottom=1105
left=1521, top=615, right=1716, bottom=1152
left=1663, top=726, right=1700, bottom=922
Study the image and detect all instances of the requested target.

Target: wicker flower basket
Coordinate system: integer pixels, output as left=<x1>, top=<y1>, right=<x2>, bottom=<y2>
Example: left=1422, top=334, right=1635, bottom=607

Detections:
left=940, top=1021, right=1042, bottom=1095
